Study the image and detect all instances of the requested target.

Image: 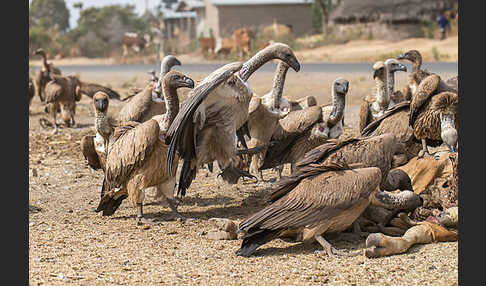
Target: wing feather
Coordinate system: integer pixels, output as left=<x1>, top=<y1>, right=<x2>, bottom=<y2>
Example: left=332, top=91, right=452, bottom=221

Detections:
left=104, top=120, right=160, bottom=190
left=165, top=62, right=243, bottom=175
left=409, top=74, right=440, bottom=126
left=239, top=167, right=381, bottom=232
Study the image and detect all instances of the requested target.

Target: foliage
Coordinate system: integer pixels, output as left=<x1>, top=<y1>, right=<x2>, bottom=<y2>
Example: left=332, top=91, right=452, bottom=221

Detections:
left=29, top=0, right=70, bottom=32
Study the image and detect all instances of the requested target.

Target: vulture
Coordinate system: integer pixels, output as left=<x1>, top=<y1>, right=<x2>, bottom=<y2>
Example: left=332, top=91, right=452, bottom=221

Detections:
left=445, top=75, right=458, bottom=93
left=242, top=61, right=292, bottom=181
left=43, top=74, right=82, bottom=134
left=166, top=42, right=301, bottom=197
left=80, top=92, right=119, bottom=172
left=258, top=78, right=349, bottom=174
left=29, top=77, right=35, bottom=108
left=117, top=55, right=181, bottom=122
left=359, top=59, right=407, bottom=132
left=384, top=58, right=408, bottom=105
left=409, top=74, right=459, bottom=155
left=236, top=163, right=421, bottom=257
left=77, top=81, right=121, bottom=100
left=396, top=49, right=456, bottom=100
left=288, top=95, right=318, bottom=111
left=95, top=71, right=195, bottom=224
left=34, top=48, right=62, bottom=102
left=358, top=61, right=385, bottom=132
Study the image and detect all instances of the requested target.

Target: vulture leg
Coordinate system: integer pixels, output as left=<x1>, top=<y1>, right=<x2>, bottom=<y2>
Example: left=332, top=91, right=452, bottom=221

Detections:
left=49, top=103, right=59, bottom=135
left=166, top=198, right=186, bottom=221
left=314, top=234, right=361, bottom=257
left=136, top=203, right=158, bottom=226
left=207, top=162, right=214, bottom=173
left=418, top=139, right=431, bottom=158
left=217, top=165, right=257, bottom=184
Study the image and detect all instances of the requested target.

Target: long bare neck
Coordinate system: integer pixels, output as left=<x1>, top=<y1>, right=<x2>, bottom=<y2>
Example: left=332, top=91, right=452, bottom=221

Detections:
left=327, top=89, right=345, bottom=127
left=270, top=62, right=289, bottom=108
left=375, top=76, right=389, bottom=110
left=95, top=110, right=112, bottom=140
left=162, top=81, right=179, bottom=126
left=39, top=52, right=50, bottom=72
left=386, top=69, right=396, bottom=101
left=239, top=48, right=276, bottom=82
left=412, top=58, right=422, bottom=73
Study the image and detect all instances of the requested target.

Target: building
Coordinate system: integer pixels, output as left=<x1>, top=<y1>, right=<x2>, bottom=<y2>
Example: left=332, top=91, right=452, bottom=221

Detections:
left=328, top=0, right=457, bottom=40
left=199, top=0, right=314, bottom=39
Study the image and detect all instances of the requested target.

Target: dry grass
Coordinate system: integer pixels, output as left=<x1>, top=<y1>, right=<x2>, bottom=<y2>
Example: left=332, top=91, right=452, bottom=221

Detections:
left=29, top=70, right=458, bottom=285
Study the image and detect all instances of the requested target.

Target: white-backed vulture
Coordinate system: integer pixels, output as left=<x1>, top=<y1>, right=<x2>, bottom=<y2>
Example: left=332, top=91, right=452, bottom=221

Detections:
left=236, top=163, right=421, bottom=257
left=166, top=43, right=301, bottom=197
left=43, top=73, right=82, bottom=134
left=243, top=61, right=292, bottom=181
left=359, top=60, right=407, bottom=132
left=81, top=92, right=119, bottom=173
left=289, top=95, right=317, bottom=111
left=29, top=77, right=35, bottom=108
left=396, top=50, right=456, bottom=99
left=117, top=55, right=181, bottom=122
left=95, top=71, right=195, bottom=224
left=34, top=48, right=62, bottom=102
left=77, top=81, right=121, bottom=100
left=445, top=75, right=458, bottom=93
left=409, top=74, right=459, bottom=155
left=258, top=78, right=349, bottom=174
left=361, top=101, right=421, bottom=162
left=358, top=61, right=386, bottom=132
left=384, top=58, right=408, bottom=106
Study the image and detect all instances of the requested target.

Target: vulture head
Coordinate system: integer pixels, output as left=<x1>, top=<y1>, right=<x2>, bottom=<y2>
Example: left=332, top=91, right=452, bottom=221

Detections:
left=93, top=91, right=109, bottom=113
left=384, top=58, right=407, bottom=73
left=372, top=61, right=385, bottom=80
left=152, top=55, right=182, bottom=102
left=333, top=77, right=349, bottom=95
left=34, top=48, right=46, bottom=57
left=397, top=50, right=422, bottom=66
left=437, top=206, right=458, bottom=228
left=238, top=42, right=300, bottom=82
left=163, top=71, right=195, bottom=90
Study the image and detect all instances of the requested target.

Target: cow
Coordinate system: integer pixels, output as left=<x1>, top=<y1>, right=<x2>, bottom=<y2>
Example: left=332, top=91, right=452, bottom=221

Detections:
left=199, top=37, right=216, bottom=57
left=232, top=28, right=253, bottom=59
left=121, top=32, right=151, bottom=56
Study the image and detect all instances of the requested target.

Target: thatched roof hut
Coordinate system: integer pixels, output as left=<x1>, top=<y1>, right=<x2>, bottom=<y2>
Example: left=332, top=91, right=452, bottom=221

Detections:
left=330, top=0, right=456, bottom=24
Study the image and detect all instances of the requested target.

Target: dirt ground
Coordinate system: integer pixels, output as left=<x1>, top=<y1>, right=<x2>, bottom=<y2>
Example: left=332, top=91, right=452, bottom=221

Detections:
left=29, top=70, right=458, bottom=285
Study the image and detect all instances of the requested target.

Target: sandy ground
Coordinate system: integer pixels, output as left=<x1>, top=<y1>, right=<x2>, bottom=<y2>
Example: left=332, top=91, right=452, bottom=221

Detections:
left=29, top=36, right=458, bottom=67
left=29, top=70, right=458, bottom=285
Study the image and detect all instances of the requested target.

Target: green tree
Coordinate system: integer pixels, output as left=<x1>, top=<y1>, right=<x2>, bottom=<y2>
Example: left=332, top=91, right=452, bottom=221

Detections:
left=29, top=0, right=70, bottom=32
left=70, top=4, right=150, bottom=57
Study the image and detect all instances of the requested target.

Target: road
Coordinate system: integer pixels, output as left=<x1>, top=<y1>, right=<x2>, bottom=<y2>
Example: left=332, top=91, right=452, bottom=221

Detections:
left=31, top=62, right=458, bottom=76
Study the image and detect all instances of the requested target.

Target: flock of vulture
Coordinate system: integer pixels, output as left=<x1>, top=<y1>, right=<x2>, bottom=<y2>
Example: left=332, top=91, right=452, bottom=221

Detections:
left=29, top=43, right=459, bottom=259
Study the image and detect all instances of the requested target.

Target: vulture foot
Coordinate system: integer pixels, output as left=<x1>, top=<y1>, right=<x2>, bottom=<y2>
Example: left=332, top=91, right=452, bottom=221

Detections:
left=314, top=234, right=361, bottom=257
left=218, top=166, right=257, bottom=184
left=136, top=216, right=159, bottom=226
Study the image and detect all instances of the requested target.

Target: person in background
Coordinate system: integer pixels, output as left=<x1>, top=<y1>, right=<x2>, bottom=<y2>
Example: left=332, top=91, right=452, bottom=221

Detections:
left=437, top=12, right=450, bottom=40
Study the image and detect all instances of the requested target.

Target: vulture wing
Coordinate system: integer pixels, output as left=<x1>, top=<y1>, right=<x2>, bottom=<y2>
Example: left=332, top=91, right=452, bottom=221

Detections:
left=104, top=120, right=160, bottom=190
left=79, top=82, right=121, bottom=100
left=80, top=135, right=102, bottom=170
left=361, top=101, right=411, bottom=136
left=239, top=166, right=381, bottom=233
left=117, top=85, right=154, bottom=123
left=165, top=62, right=243, bottom=175
left=409, top=74, right=440, bottom=126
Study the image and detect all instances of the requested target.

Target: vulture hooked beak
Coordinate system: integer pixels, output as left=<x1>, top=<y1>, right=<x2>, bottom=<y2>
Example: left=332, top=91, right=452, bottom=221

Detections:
left=373, top=69, right=381, bottom=80
left=95, top=98, right=108, bottom=112
left=394, top=63, right=407, bottom=73
left=180, top=76, right=195, bottom=89
left=289, top=58, right=301, bottom=72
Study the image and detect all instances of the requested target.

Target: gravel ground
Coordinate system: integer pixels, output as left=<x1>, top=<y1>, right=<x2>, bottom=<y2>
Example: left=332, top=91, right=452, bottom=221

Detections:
left=29, top=71, right=458, bottom=286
